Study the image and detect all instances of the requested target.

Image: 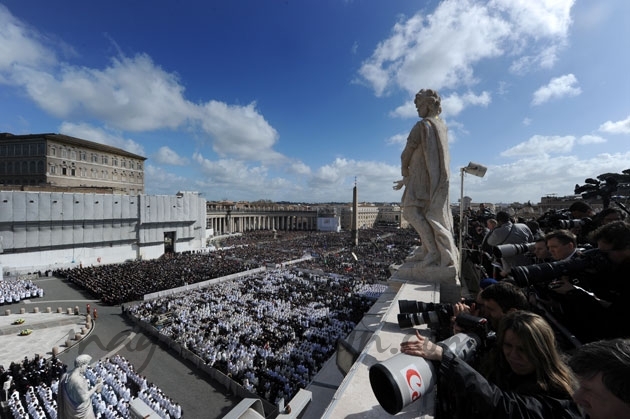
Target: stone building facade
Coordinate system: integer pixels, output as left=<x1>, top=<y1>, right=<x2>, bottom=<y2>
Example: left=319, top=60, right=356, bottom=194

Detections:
left=0, top=133, right=146, bottom=195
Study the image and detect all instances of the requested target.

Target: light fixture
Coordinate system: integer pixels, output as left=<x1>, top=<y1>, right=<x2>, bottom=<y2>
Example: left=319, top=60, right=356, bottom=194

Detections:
left=462, top=162, right=487, bottom=178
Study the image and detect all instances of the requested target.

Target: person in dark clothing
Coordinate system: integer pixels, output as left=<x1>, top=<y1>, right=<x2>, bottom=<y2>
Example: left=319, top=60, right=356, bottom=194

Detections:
left=401, top=311, right=582, bottom=418
left=548, top=221, right=630, bottom=341
left=569, top=338, right=630, bottom=419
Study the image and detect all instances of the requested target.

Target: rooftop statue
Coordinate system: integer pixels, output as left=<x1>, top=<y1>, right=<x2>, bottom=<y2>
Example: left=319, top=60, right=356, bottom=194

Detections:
left=58, top=354, right=103, bottom=419
left=394, top=89, right=459, bottom=279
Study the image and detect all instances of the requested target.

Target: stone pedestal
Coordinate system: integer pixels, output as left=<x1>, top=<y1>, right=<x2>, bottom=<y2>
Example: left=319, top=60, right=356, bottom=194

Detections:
left=57, top=307, right=63, bottom=313
left=33, top=307, right=40, bottom=313
left=5, top=309, right=10, bottom=316
left=52, top=347, right=59, bottom=356
left=46, top=307, right=52, bottom=313
left=67, top=308, right=73, bottom=315
left=390, top=262, right=461, bottom=303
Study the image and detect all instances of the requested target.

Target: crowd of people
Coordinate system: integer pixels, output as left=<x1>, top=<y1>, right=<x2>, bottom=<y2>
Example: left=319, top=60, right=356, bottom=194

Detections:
left=1, top=354, right=180, bottom=419
left=55, top=252, right=250, bottom=304
left=2, top=355, right=65, bottom=419
left=401, top=201, right=630, bottom=418
left=126, top=268, right=387, bottom=405
left=0, top=279, right=44, bottom=305
left=460, top=202, right=629, bottom=345
left=55, top=228, right=413, bottom=305
left=43, top=228, right=414, bottom=409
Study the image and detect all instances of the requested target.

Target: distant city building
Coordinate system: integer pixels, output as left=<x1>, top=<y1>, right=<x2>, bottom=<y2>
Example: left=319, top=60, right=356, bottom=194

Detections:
left=340, top=204, right=403, bottom=230
left=0, top=133, right=146, bottom=195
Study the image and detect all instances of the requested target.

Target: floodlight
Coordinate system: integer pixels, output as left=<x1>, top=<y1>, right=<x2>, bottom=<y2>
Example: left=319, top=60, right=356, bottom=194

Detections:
left=462, top=162, right=487, bottom=178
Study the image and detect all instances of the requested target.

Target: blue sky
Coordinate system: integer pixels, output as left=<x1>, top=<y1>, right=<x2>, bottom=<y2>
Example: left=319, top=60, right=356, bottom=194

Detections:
left=1, top=0, right=628, bottom=204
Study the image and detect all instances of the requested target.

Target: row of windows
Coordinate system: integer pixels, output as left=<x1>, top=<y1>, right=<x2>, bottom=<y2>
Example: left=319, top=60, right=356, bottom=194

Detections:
left=48, top=145, right=143, bottom=170
left=48, top=164, right=143, bottom=183
left=0, top=160, right=45, bottom=175
left=0, top=143, right=46, bottom=157
left=0, top=178, right=42, bottom=186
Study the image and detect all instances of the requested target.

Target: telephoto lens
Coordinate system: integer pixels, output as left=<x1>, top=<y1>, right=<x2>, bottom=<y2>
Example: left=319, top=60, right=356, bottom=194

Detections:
left=398, top=300, right=433, bottom=314
left=397, top=311, right=440, bottom=329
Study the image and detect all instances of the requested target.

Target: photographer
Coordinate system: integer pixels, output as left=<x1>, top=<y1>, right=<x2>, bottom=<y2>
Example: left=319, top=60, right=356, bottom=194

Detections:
left=400, top=311, right=582, bottom=419
left=545, top=230, right=579, bottom=262
left=477, top=281, right=530, bottom=331
left=485, top=211, right=534, bottom=278
left=567, top=201, right=598, bottom=244
left=532, top=236, right=553, bottom=263
left=568, top=201, right=596, bottom=220
left=569, top=338, right=630, bottom=419
left=594, top=207, right=626, bottom=226
left=544, top=221, right=630, bottom=341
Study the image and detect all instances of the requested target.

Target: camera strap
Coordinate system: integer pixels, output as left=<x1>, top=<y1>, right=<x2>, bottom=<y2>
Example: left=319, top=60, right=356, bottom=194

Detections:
left=493, top=223, right=516, bottom=246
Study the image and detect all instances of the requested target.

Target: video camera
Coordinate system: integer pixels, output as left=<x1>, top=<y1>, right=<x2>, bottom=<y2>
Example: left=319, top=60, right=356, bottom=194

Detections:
left=575, top=177, right=618, bottom=201
left=370, top=313, right=494, bottom=415
left=510, top=248, right=606, bottom=288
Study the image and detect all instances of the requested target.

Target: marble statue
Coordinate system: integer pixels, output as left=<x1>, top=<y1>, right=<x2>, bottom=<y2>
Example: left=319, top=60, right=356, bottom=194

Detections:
left=393, top=89, right=459, bottom=275
left=58, top=354, right=103, bottom=419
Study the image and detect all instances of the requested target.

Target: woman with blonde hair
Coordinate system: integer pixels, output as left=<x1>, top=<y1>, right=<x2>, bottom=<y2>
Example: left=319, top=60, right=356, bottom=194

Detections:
left=401, top=310, right=582, bottom=418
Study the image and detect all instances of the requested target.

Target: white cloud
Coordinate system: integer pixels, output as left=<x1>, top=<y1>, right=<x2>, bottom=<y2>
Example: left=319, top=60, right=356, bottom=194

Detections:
left=390, top=90, right=491, bottom=119
left=289, top=161, right=311, bottom=176
left=58, top=122, right=145, bottom=156
left=454, top=151, right=630, bottom=205
left=386, top=133, right=408, bottom=146
left=441, top=91, right=491, bottom=117
left=531, top=73, right=581, bottom=105
left=578, top=135, right=606, bottom=145
left=599, top=115, right=630, bottom=134
left=144, top=165, right=190, bottom=195
left=11, top=54, right=196, bottom=131
left=308, top=158, right=400, bottom=201
left=0, top=5, right=57, bottom=73
left=358, top=0, right=574, bottom=97
left=491, top=0, right=574, bottom=38
left=0, top=7, right=287, bottom=168
left=500, top=134, right=575, bottom=157
left=198, top=101, right=283, bottom=163
left=522, top=117, right=532, bottom=126
left=153, top=146, right=189, bottom=166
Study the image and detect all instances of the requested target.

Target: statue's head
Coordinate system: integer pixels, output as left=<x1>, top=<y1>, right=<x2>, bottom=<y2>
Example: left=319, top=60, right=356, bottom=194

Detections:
left=414, top=89, right=442, bottom=117
left=74, top=354, right=92, bottom=371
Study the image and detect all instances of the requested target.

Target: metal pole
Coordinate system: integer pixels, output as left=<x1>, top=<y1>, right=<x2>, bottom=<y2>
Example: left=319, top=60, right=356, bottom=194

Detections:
left=459, top=168, right=465, bottom=278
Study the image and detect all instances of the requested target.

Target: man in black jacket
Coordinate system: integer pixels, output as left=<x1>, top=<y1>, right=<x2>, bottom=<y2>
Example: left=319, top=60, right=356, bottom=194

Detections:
left=569, top=338, right=630, bottom=419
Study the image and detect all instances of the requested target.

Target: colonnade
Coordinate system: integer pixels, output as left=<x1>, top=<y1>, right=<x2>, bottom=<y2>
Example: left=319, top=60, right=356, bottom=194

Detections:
left=206, top=210, right=317, bottom=235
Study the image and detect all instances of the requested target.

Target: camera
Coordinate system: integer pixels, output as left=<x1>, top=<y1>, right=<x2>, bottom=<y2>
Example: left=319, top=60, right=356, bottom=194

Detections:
left=556, top=218, right=592, bottom=229
left=510, top=248, right=606, bottom=287
left=397, top=300, right=475, bottom=330
left=370, top=314, right=493, bottom=415
left=493, top=243, right=535, bottom=259
left=536, top=209, right=571, bottom=230
left=575, top=177, right=618, bottom=200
